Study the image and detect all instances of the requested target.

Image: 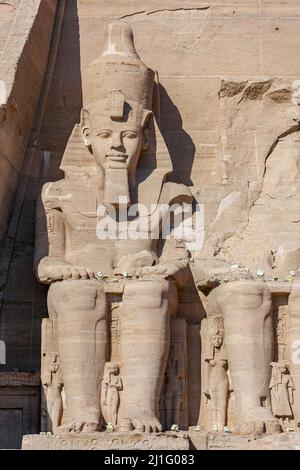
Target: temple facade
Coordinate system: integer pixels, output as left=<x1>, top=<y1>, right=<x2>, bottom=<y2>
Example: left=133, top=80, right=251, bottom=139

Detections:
left=1, top=1, right=300, bottom=450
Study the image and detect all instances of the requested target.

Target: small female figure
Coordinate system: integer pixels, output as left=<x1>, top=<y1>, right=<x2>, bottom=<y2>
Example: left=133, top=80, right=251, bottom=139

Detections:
left=101, top=362, right=123, bottom=427
left=41, top=352, right=63, bottom=433
left=270, top=362, right=295, bottom=429
left=204, top=333, right=229, bottom=432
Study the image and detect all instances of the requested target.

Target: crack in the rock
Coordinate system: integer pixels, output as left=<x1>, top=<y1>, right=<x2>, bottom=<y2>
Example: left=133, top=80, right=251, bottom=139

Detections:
left=120, top=10, right=146, bottom=19
left=120, top=6, right=211, bottom=19
left=0, top=0, right=17, bottom=8
left=147, top=7, right=211, bottom=15
left=262, top=123, right=300, bottom=178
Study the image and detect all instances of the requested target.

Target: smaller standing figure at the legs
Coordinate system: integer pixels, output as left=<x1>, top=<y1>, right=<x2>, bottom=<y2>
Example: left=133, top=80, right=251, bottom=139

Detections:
left=269, top=362, right=295, bottom=430
left=41, top=352, right=63, bottom=433
left=204, top=328, right=229, bottom=432
left=164, top=343, right=186, bottom=430
left=101, top=362, right=123, bottom=427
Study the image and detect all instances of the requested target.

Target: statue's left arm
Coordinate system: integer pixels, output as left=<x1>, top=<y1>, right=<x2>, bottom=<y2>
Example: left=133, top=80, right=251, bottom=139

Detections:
left=135, top=182, right=193, bottom=288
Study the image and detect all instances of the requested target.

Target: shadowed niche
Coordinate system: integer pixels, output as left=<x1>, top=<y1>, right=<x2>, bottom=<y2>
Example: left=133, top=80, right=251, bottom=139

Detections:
left=44, top=0, right=83, bottom=179
left=157, top=84, right=195, bottom=187
left=0, top=0, right=83, bottom=373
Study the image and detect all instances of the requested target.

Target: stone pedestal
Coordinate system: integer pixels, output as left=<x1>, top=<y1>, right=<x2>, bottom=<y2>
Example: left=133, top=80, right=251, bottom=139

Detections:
left=22, top=431, right=189, bottom=450
left=189, top=429, right=300, bottom=450
left=23, top=429, right=300, bottom=450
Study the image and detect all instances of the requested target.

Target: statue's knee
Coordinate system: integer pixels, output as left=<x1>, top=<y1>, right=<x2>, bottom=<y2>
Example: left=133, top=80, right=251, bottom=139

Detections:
left=215, top=280, right=271, bottom=312
left=50, top=280, right=106, bottom=314
left=220, top=280, right=267, bottom=296
left=123, top=279, right=171, bottom=309
left=207, top=288, right=223, bottom=317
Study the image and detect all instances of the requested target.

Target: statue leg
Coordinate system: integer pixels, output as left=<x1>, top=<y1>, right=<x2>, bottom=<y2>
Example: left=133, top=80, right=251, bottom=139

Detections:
left=120, top=279, right=177, bottom=433
left=48, top=280, right=107, bottom=433
left=165, top=393, right=180, bottom=430
left=211, top=391, right=219, bottom=430
left=108, top=389, right=119, bottom=426
left=217, top=389, right=227, bottom=431
left=209, top=280, right=280, bottom=434
left=47, top=384, right=63, bottom=433
left=288, top=281, right=300, bottom=426
left=165, top=395, right=173, bottom=430
left=173, top=394, right=181, bottom=428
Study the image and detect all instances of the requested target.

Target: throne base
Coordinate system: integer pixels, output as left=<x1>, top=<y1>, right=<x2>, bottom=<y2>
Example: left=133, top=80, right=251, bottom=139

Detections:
left=22, top=430, right=300, bottom=450
left=189, top=428, right=300, bottom=450
left=22, top=431, right=189, bottom=450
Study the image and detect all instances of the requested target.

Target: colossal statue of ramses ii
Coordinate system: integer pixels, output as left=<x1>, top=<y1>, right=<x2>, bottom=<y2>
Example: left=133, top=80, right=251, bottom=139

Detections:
left=35, top=21, right=192, bottom=434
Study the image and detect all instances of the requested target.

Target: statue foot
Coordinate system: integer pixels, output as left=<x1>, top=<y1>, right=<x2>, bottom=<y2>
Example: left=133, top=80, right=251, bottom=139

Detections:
left=237, top=407, right=281, bottom=435
left=125, top=412, right=162, bottom=433
left=58, top=421, right=99, bottom=434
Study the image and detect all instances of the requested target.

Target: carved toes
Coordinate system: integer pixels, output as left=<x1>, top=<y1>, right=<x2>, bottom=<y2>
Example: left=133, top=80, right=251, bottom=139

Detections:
left=57, top=420, right=99, bottom=434
left=237, top=407, right=282, bottom=435
left=129, top=415, right=163, bottom=433
left=131, top=417, right=144, bottom=432
left=82, top=422, right=99, bottom=433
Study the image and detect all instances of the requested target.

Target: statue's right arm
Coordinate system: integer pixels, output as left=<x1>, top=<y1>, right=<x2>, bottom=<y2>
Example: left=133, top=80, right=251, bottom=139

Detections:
left=204, top=360, right=210, bottom=397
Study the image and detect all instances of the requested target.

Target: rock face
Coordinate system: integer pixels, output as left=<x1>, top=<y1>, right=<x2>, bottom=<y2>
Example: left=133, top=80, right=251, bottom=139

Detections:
left=1, top=0, right=300, bottom=450
left=200, top=77, right=300, bottom=278
left=0, top=0, right=57, bottom=238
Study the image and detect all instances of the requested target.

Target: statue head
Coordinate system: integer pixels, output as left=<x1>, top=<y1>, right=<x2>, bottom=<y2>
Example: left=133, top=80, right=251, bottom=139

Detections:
left=211, top=334, right=223, bottom=349
left=82, top=21, right=155, bottom=208
left=106, top=362, right=119, bottom=374
left=81, top=93, right=151, bottom=176
left=279, top=365, right=288, bottom=374
left=271, top=361, right=289, bottom=378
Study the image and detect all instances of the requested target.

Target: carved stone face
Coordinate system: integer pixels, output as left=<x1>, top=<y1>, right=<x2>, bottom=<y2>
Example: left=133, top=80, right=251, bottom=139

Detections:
left=211, top=334, right=223, bottom=348
left=82, top=99, right=150, bottom=177
left=278, top=365, right=287, bottom=374
left=107, top=362, right=118, bottom=374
